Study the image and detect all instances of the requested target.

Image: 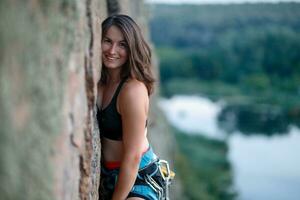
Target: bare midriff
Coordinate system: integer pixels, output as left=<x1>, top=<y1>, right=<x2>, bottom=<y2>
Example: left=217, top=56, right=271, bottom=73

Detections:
left=101, top=129, right=149, bottom=169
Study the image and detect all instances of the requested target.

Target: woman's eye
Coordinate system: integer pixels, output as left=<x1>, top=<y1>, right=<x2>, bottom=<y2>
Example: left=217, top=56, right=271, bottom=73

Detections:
left=103, top=39, right=111, bottom=43
left=119, top=42, right=127, bottom=48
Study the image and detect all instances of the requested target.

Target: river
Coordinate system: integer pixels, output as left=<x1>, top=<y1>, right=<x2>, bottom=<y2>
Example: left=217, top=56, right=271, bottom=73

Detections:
left=159, top=95, right=300, bottom=200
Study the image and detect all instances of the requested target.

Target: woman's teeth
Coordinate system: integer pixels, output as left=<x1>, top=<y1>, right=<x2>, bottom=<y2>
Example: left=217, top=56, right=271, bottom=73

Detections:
left=107, top=56, right=117, bottom=61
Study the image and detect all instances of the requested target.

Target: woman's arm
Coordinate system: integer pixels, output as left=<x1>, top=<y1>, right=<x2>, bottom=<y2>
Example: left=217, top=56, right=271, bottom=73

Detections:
left=111, top=80, right=149, bottom=200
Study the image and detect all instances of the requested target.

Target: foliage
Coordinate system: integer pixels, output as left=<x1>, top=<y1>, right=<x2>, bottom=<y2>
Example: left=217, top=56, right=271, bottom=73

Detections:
left=173, top=128, right=236, bottom=200
left=149, top=3, right=300, bottom=99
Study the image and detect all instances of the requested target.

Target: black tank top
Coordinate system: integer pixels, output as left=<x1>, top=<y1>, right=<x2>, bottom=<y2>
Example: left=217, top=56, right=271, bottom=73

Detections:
left=97, top=79, right=126, bottom=141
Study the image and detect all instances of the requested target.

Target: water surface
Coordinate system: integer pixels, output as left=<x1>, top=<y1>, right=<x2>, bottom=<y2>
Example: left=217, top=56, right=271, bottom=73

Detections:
left=159, top=95, right=300, bottom=200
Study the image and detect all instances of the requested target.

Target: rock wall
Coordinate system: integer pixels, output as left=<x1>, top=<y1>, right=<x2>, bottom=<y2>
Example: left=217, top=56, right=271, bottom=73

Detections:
left=0, top=0, right=105, bottom=199
left=0, top=0, right=180, bottom=200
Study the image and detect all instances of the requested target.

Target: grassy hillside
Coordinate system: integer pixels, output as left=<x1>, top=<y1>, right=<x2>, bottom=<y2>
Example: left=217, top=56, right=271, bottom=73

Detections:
left=173, top=128, right=236, bottom=200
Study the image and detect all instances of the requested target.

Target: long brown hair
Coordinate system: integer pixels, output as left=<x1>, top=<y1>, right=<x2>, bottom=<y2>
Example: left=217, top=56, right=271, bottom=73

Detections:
left=100, top=14, right=155, bottom=95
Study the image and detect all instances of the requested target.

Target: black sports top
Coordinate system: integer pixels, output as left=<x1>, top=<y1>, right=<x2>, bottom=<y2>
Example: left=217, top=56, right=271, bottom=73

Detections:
left=97, top=79, right=127, bottom=141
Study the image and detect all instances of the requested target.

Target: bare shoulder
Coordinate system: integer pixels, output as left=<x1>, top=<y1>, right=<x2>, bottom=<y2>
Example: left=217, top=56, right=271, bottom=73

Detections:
left=121, top=79, right=148, bottom=98
left=118, top=79, right=149, bottom=112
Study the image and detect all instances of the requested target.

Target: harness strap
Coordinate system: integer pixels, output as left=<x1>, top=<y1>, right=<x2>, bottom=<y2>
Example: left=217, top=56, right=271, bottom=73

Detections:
left=135, top=159, right=175, bottom=200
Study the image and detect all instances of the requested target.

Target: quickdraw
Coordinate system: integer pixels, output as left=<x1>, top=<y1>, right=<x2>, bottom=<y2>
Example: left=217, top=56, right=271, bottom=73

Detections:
left=158, top=160, right=175, bottom=200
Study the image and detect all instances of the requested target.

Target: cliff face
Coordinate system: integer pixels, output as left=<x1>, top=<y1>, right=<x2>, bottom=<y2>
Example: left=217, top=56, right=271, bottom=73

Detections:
left=0, top=1, right=105, bottom=199
left=0, top=0, right=178, bottom=200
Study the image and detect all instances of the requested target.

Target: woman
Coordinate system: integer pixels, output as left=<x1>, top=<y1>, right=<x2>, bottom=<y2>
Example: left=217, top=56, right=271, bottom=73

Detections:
left=97, top=14, right=165, bottom=200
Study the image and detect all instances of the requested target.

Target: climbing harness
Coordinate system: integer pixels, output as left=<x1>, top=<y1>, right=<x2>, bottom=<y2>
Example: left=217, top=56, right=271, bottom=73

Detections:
left=138, top=159, right=175, bottom=200
left=100, top=146, right=175, bottom=200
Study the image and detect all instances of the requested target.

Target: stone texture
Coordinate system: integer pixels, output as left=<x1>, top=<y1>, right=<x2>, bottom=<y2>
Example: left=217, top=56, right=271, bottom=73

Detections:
left=0, top=0, right=105, bottom=199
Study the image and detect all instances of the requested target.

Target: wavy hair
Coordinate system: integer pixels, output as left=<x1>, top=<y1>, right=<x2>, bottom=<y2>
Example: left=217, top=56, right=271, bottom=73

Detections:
left=100, top=14, right=155, bottom=95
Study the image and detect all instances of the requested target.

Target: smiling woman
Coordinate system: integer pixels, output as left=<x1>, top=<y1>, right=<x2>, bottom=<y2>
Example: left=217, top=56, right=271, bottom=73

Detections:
left=101, top=26, right=128, bottom=70
left=99, top=15, right=154, bottom=94
left=97, top=15, right=174, bottom=200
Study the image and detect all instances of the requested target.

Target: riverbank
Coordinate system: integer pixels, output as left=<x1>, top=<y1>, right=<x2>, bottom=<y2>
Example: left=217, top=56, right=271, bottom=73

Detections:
left=161, top=79, right=300, bottom=132
left=173, top=127, right=236, bottom=199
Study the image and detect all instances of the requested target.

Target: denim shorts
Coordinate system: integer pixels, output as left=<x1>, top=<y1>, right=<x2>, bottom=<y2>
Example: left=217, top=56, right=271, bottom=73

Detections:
left=99, top=147, right=159, bottom=200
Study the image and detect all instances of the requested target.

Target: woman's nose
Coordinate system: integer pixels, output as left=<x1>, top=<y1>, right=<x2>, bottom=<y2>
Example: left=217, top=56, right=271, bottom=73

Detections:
left=108, top=44, right=117, bottom=54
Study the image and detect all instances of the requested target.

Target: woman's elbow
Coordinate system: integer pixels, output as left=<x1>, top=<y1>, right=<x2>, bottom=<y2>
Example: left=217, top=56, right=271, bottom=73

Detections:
left=125, top=151, right=142, bottom=168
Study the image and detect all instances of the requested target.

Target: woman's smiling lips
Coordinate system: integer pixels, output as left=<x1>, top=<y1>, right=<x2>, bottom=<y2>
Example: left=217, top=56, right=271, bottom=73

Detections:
left=105, top=55, right=118, bottom=61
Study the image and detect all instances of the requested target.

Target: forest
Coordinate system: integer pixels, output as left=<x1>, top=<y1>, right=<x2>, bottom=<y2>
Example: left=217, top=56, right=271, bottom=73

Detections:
left=149, top=3, right=300, bottom=103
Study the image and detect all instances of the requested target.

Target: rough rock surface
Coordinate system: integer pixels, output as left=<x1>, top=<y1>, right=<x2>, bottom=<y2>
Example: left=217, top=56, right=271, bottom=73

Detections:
left=0, top=1, right=105, bottom=199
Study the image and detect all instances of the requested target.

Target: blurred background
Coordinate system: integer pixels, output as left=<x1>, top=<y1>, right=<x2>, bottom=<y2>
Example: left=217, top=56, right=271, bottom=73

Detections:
left=146, top=0, right=300, bottom=199
left=1, top=0, right=299, bottom=199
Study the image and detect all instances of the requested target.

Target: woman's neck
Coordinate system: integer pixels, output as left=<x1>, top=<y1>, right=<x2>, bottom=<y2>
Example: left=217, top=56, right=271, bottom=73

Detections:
left=107, top=68, right=121, bottom=84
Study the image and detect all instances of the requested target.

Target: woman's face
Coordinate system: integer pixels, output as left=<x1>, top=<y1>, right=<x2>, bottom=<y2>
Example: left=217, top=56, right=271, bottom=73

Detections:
left=101, top=25, right=128, bottom=71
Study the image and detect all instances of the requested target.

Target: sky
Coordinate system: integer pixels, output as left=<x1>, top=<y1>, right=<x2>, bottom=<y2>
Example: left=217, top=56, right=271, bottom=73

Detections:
left=146, top=0, right=300, bottom=4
